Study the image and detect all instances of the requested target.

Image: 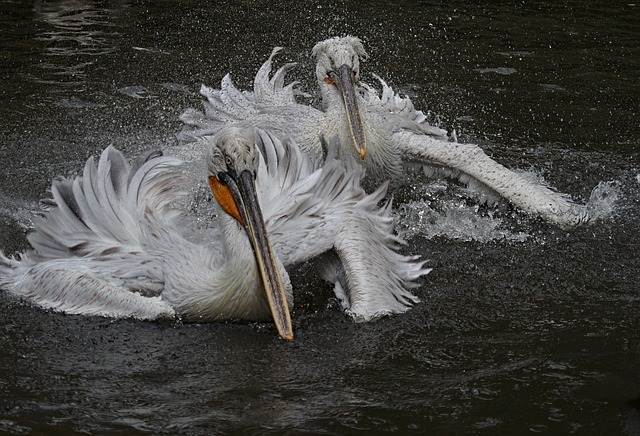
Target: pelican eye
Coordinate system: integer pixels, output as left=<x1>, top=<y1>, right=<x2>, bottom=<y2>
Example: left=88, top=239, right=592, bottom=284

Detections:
left=225, top=155, right=233, bottom=168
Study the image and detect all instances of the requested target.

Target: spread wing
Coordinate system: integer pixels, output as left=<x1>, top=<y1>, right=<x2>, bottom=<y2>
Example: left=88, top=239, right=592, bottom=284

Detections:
left=393, top=130, right=595, bottom=228
left=0, top=147, right=184, bottom=318
left=179, top=47, right=318, bottom=142
left=253, top=129, right=430, bottom=321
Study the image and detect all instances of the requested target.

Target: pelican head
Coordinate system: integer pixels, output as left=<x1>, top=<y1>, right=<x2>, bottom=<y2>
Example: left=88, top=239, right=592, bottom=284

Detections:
left=206, top=126, right=293, bottom=340
left=312, top=36, right=368, bottom=160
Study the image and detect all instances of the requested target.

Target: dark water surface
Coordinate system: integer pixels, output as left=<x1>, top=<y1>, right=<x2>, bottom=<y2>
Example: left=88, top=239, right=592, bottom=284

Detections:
left=1, top=1, right=639, bottom=433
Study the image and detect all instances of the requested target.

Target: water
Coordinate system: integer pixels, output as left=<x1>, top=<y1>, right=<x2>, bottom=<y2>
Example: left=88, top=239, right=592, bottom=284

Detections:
left=1, top=0, right=639, bottom=433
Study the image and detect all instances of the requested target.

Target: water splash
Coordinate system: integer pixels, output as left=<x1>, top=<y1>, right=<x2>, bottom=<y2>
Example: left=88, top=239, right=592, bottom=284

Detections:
left=0, top=194, right=38, bottom=231
left=395, top=200, right=529, bottom=243
left=162, top=142, right=220, bottom=240
left=585, top=180, right=622, bottom=222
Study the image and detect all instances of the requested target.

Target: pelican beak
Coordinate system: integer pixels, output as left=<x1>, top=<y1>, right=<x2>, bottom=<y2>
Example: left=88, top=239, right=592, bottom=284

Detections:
left=210, top=170, right=294, bottom=341
left=328, top=64, right=367, bottom=159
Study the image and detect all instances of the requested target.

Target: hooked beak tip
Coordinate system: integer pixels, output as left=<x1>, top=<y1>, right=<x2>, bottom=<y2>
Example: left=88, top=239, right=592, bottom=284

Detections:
left=358, top=148, right=366, bottom=160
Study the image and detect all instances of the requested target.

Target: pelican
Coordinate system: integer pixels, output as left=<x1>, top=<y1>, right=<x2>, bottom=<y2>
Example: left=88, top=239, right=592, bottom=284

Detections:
left=180, top=36, right=607, bottom=228
left=0, top=127, right=429, bottom=339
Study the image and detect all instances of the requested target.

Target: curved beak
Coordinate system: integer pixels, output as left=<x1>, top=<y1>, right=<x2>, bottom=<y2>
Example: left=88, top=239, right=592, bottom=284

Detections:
left=211, top=170, right=294, bottom=341
left=328, top=64, right=367, bottom=159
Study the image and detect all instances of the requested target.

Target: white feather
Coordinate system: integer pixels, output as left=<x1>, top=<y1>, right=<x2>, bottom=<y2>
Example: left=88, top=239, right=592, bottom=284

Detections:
left=2, top=131, right=430, bottom=325
left=179, top=36, right=611, bottom=227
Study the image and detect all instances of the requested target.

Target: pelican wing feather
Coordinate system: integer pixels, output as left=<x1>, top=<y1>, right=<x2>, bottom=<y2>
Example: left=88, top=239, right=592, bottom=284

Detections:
left=320, top=182, right=431, bottom=322
left=253, top=47, right=307, bottom=105
left=393, top=131, right=594, bottom=228
left=179, top=47, right=309, bottom=143
left=360, top=75, right=449, bottom=139
left=252, top=131, right=430, bottom=320
left=0, top=147, right=185, bottom=318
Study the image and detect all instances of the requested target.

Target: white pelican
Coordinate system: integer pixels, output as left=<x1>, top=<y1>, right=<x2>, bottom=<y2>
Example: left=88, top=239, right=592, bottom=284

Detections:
left=0, top=127, right=429, bottom=339
left=180, top=36, right=605, bottom=228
